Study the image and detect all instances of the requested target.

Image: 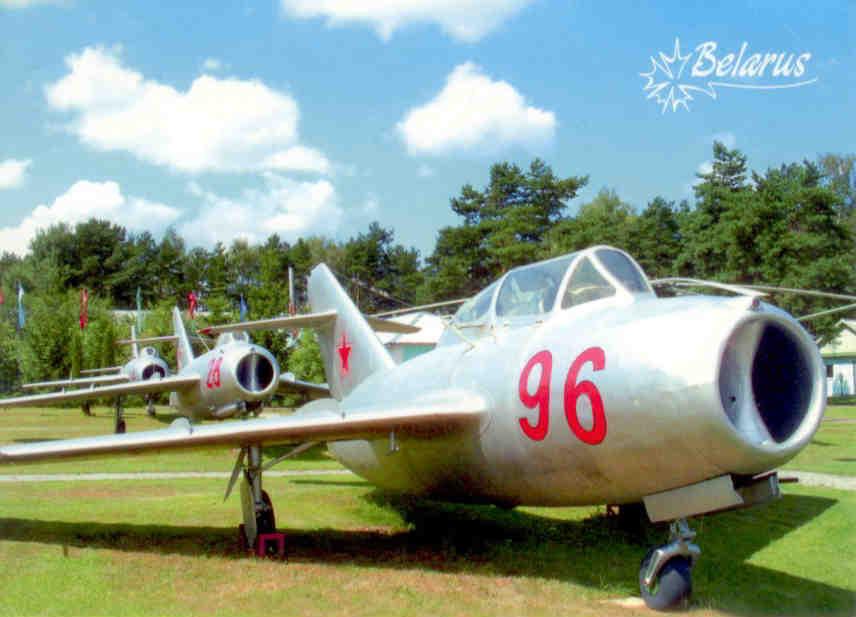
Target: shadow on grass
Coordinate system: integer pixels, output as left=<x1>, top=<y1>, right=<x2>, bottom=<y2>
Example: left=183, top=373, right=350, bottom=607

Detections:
left=0, top=492, right=851, bottom=615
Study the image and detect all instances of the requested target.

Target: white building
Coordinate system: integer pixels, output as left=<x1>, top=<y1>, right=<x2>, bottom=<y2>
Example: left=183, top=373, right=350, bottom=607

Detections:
left=376, top=312, right=448, bottom=364
left=819, top=319, right=856, bottom=397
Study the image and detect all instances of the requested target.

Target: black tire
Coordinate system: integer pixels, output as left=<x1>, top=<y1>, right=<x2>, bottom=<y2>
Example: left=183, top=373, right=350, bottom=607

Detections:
left=115, top=419, right=127, bottom=434
left=639, top=553, right=692, bottom=611
left=257, top=490, right=276, bottom=535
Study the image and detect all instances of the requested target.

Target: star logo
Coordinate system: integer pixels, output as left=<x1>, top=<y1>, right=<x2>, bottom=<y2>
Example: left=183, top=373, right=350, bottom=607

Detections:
left=640, top=38, right=697, bottom=113
left=337, top=332, right=352, bottom=375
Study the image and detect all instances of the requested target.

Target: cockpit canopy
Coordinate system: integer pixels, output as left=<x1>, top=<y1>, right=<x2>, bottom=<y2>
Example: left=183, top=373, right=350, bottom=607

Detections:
left=452, top=246, right=652, bottom=326
left=216, top=331, right=251, bottom=346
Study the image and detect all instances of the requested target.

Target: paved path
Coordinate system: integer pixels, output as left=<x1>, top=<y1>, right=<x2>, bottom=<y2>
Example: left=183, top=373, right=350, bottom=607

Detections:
left=0, top=469, right=353, bottom=483
left=781, top=470, right=856, bottom=491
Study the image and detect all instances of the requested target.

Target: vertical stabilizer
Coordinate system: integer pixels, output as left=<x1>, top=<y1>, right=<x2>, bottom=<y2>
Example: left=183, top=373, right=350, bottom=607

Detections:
left=307, top=264, right=394, bottom=399
left=172, top=307, right=194, bottom=371
left=130, top=325, right=140, bottom=359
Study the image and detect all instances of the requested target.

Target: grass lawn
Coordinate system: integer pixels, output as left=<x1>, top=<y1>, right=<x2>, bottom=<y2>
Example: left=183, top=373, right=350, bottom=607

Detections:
left=784, top=404, right=856, bottom=477
left=0, top=477, right=852, bottom=616
left=0, top=405, right=852, bottom=615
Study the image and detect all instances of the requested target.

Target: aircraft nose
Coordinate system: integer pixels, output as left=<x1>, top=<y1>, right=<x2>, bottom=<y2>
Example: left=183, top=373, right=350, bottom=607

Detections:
left=234, top=347, right=279, bottom=397
left=717, top=312, right=825, bottom=455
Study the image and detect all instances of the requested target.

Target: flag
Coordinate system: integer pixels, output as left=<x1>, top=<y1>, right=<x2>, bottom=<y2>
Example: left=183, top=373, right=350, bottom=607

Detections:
left=239, top=294, right=248, bottom=322
left=288, top=266, right=296, bottom=316
left=79, top=288, right=89, bottom=330
left=16, top=282, right=25, bottom=329
left=187, top=291, right=198, bottom=319
left=136, top=286, right=144, bottom=332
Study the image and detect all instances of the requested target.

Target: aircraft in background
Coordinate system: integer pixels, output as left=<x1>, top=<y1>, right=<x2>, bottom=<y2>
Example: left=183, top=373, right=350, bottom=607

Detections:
left=0, top=246, right=826, bottom=611
left=21, top=325, right=174, bottom=429
left=0, top=307, right=413, bottom=429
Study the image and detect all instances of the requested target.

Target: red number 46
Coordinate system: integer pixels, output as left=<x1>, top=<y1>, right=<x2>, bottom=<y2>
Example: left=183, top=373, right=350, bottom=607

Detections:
left=518, top=347, right=607, bottom=445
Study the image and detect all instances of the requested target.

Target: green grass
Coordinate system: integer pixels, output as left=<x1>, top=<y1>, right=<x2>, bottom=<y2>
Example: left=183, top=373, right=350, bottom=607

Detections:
left=0, top=406, right=853, bottom=615
left=0, top=406, right=344, bottom=474
left=0, top=476, right=852, bottom=616
left=785, top=404, right=856, bottom=476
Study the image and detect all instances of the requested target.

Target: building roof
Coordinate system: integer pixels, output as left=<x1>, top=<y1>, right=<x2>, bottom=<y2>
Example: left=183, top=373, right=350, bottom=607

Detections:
left=820, top=319, right=856, bottom=358
left=376, top=312, right=447, bottom=346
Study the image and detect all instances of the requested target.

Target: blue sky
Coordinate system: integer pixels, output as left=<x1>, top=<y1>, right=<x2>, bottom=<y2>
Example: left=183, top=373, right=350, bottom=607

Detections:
left=0, top=0, right=853, bottom=257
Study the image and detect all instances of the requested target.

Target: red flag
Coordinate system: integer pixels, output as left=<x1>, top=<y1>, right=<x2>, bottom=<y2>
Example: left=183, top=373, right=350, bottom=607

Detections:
left=79, top=288, right=89, bottom=330
left=187, top=291, right=198, bottom=319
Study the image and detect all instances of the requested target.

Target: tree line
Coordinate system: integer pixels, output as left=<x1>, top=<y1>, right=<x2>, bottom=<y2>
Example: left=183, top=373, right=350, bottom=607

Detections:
left=0, top=143, right=853, bottom=393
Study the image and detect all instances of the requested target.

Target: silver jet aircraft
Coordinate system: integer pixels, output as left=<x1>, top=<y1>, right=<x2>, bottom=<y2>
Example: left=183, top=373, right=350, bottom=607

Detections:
left=0, top=308, right=383, bottom=425
left=0, top=246, right=825, bottom=611
left=20, top=325, right=173, bottom=428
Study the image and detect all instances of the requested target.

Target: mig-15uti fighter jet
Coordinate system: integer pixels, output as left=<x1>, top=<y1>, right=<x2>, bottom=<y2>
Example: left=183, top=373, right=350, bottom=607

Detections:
left=21, top=325, right=173, bottom=429
left=0, top=246, right=825, bottom=611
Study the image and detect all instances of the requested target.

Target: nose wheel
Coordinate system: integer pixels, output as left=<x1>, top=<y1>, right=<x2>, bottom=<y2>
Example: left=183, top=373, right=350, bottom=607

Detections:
left=639, top=518, right=699, bottom=611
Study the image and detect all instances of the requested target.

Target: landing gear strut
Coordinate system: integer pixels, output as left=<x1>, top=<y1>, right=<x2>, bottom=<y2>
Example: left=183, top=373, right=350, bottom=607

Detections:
left=145, top=395, right=156, bottom=417
left=237, top=445, right=280, bottom=555
left=639, top=518, right=700, bottom=611
left=113, top=396, right=126, bottom=434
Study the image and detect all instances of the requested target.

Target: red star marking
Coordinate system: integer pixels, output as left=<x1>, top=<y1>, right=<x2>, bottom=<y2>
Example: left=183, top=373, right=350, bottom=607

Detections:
left=337, top=332, right=352, bottom=375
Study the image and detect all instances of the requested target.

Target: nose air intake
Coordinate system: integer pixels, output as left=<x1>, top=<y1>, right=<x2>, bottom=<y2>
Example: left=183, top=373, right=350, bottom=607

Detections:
left=141, top=365, right=166, bottom=381
left=718, top=317, right=821, bottom=445
left=236, top=351, right=275, bottom=394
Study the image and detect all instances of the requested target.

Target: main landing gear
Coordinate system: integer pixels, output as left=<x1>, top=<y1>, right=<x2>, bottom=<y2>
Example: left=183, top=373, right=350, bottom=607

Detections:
left=639, top=518, right=700, bottom=611
left=145, top=395, right=156, bottom=417
left=113, top=396, right=126, bottom=434
left=232, top=445, right=284, bottom=558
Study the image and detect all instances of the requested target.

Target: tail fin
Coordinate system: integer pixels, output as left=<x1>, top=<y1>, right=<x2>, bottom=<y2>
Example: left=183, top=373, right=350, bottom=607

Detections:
left=172, top=307, right=194, bottom=371
left=129, top=325, right=140, bottom=359
left=307, top=264, right=394, bottom=400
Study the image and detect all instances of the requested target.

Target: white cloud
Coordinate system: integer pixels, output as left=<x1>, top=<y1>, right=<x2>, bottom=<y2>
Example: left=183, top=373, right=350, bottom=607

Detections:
left=417, top=164, right=434, bottom=177
left=202, top=57, right=223, bottom=72
left=0, top=180, right=180, bottom=255
left=0, top=158, right=31, bottom=189
left=45, top=46, right=330, bottom=174
left=179, top=174, right=342, bottom=247
left=1, top=0, right=63, bottom=8
left=263, top=145, right=331, bottom=174
left=280, top=0, right=533, bottom=42
left=396, top=62, right=556, bottom=156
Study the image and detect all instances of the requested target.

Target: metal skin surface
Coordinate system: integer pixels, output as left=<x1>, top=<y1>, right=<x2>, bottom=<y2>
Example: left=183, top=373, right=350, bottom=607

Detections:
left=171, top=336, right=280, bottom=421
left=328, top=247, right=825, bottom=507
left=119, top=347, right=170, bottom=383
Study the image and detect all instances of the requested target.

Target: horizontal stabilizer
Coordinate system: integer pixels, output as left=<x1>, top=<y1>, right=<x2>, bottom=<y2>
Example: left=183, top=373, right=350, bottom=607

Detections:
left=0, top=375, right=200, bottom=408
left=0, top=389, right=487, bottom=462
left=116, top=335, right=178, bottom=346
left=23, top=374, right=130, bottom=390
left=80, top=366, right=122, bottom=375
left=278, top=372, right=330, bottom=400
left=650, top=278, right=767, bottom=298
left=201, top=310, right=419, bottom=336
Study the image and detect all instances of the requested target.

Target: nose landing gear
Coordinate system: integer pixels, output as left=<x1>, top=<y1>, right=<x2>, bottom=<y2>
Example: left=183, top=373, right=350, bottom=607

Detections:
left=639, top=518, right=700, bottom=611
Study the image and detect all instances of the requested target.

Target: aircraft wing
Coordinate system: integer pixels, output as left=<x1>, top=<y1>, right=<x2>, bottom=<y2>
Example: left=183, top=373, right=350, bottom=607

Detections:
left=201, top=310, right=419, bottom=336
left=0, top=389, right=487, bottom=463
left=0, top=375, right=200, bottom=408
left=23, top=374, right=131, bottom=390
left=81, top=366, right=122, bottom=375
left=278, top=372, right=331, bottom=399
